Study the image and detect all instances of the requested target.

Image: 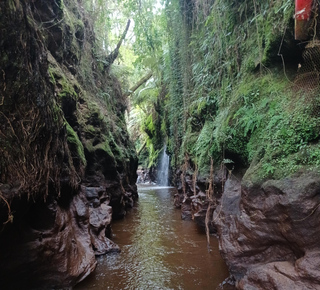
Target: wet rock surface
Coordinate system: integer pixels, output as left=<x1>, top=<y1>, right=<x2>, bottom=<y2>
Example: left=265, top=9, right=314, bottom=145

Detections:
left=173, top=167, right=320, bottom=289
left=0, top=192, right=97, bottom=289
left=136, top=167, right=157, bottom=184
left=84, top=186, right=121, bottom=255
left=214, top=172, right=320, bottom=289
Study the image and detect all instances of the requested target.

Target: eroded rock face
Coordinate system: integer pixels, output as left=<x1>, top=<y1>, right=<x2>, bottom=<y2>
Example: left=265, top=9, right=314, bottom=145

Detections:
left=0, top=183, right=133, bottom=289
left=83, top=186, right=120, bottom=255
left=215, top=173, right=320, bottom=289
left=0, top=192, right=96, bottom=289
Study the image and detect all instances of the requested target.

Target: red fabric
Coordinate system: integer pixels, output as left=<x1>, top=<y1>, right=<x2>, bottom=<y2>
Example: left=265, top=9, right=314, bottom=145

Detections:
left=295, top=0, right=313, bottom=20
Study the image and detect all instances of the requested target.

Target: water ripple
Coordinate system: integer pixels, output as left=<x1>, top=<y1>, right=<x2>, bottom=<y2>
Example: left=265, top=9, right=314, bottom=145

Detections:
left=75, top=185, right=229, bottom=290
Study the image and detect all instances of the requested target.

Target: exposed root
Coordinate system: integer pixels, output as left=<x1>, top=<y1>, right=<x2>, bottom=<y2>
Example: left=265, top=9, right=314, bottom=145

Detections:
left=181, top=153, right=189, bottom=201
left=205, top=157, right=214, bottom=250
left=1, top=69, right=6, bottom=94
left=293, top=202, right=320, bottom=222
left=192, top=162, right=198, bottom=196
left=205, top=202, right=211, bottom=249
left=118, top=171, right=126, bottom=194
left=0, top=191, right=13, bottom=225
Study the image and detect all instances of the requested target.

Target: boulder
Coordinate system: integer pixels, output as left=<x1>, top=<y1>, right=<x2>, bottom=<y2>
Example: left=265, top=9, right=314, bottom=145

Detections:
left=214, top=172, right=320, bottom=288
left=0, top=192, right=96, bottom=289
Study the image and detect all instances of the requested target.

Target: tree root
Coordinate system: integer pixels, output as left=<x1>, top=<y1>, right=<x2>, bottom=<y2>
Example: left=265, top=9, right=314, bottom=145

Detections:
left=0, top=191, right=13, bottom=225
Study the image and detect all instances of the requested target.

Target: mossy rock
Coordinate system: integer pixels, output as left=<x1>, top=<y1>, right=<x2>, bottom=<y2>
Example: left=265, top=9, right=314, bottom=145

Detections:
left=66, top=122, right=86, bottom=166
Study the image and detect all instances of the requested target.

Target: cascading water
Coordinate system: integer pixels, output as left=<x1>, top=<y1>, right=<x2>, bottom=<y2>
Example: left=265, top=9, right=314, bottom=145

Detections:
left=157, top=146, right=170, bottom=186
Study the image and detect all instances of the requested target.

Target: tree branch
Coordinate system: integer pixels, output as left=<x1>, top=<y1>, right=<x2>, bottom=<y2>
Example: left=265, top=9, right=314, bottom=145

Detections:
left=104, top=19, right=131, bottom=70
left=124, top=71, right=153, bottom=97
left=137, top=140, right=147, bottom=156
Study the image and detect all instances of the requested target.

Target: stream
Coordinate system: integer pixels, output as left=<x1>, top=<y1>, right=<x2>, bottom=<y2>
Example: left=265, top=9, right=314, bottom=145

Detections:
left=75, top=185, right=231, bottom=289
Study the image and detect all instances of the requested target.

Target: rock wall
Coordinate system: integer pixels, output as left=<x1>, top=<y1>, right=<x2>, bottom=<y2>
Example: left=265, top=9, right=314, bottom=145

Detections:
left=174, top=165, right=320, bottom=289
left=214, top=172, right=320, bottom=289
left=0, top=190, right=97, bottom=289
left=0, top=0, right=137, bottom=288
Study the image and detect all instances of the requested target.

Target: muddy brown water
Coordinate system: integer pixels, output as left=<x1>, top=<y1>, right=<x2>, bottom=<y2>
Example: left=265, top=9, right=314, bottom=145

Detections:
left=75, top=185, right=231, bottom=289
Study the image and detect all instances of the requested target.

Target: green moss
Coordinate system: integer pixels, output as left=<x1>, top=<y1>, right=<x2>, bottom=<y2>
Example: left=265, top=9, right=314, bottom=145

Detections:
left=187, top=62, right=320, bottom=180
left=66, top=122, right=86, bottom=165
left=50, top=99, right=64, bottom=124
left=108, top=132, right=125, bottom=160
left=48, top=68, right=56, bottom=86
left=94, top=141, right=114, bottom=159
left=84, top=124, right=97, bottom=135
left=231, top=74, right=320, bottom=181
left=244, top=143, right=320, bottom=186
left=47, top=54, right=78, bottom=100
left=8, top=0, right=20, bottom=12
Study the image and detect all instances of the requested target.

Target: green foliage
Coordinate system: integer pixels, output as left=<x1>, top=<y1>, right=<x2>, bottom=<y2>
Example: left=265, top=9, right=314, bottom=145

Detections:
left=88, top=0, right=169, bottom=169
left=191, top=120, right=218, bottom=174
left=103, top=0, right=319, bottom=184
left=160, top=0, right=319, bottom=180
left=133, top=85, right=159, bottom=107
left=143, top=114, right=156, bottom=138
left=47, top=55, right=78, bottom=100
left=146, top=140, right=160, bottom=168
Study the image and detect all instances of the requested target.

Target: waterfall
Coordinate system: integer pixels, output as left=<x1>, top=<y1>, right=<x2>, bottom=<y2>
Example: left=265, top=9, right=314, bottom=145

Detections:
left=157, top=146, right=170, bottom=186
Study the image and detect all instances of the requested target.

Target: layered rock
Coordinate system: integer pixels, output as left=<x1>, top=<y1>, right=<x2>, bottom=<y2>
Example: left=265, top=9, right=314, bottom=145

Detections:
left=173, top=163, right=320, bottom=289
left=83, top=186, right=121, bottom=255
left=215, top=172, right=320, bottom=289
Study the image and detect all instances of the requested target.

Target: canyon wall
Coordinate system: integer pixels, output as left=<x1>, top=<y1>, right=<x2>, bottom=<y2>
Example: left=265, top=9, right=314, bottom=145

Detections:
left=0, top=0, right=137, bottom=288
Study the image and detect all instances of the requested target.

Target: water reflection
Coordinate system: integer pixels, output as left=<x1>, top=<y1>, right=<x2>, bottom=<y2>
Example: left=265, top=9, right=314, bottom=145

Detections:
left=75, top=185, right=230, bottom=289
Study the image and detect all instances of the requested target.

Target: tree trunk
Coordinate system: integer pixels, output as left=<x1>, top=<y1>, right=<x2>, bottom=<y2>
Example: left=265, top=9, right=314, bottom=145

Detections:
left=104, top=19, right=131, bottom=70
left=124, top=71, right=153, bottom=97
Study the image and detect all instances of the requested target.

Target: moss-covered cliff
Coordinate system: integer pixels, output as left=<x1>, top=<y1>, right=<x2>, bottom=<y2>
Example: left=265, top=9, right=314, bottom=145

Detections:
left=151, top=0, right=320, bottom=288
left=0, top=0, right=137, bottom=288
left=161, top=0, right=319, bottom=178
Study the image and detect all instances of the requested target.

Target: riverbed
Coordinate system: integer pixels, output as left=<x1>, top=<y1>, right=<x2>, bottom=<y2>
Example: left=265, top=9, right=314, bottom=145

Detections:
left=75, top=185, right=231, bottom=289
